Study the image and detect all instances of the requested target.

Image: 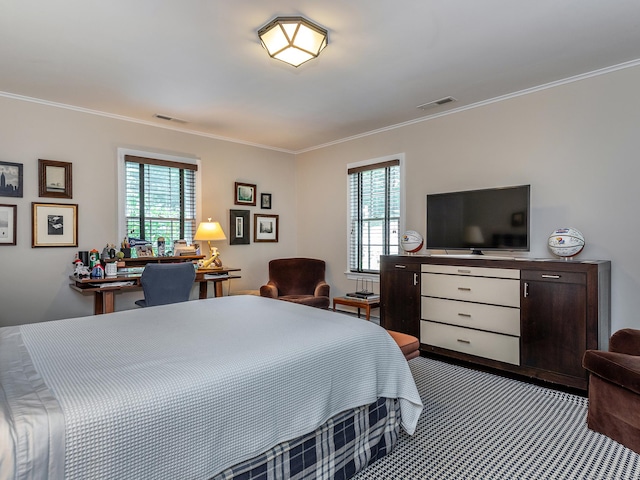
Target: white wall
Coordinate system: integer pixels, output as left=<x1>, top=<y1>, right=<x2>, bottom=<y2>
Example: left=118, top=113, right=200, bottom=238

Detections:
left=296, top=64, right=640, bottom=333
left=0, top=96, right=296, bottom=327
left=3, top=64, right=640, bottom=333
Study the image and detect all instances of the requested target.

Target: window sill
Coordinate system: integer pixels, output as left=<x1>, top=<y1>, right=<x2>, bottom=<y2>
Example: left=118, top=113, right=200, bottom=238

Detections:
left=344, top=271, right=380, bottom=283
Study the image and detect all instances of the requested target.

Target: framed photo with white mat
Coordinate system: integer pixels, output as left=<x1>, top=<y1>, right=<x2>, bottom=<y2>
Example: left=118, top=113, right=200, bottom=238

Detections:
left=32, top=202, right=78, bottom=247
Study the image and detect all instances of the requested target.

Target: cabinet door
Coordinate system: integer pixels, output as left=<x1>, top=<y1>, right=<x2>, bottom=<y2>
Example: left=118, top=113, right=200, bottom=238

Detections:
left=520, top=271, right=587, bottom=380
left=380, top=262, right=420, bottom=337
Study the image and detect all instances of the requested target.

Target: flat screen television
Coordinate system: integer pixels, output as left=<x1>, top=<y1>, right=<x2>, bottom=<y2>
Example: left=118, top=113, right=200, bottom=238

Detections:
left=426, top=184, right=530, bottom=254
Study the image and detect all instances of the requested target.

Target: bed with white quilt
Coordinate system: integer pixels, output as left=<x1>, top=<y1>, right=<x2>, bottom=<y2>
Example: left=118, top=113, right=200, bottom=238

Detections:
left=0, top=295, right=422, bottom=480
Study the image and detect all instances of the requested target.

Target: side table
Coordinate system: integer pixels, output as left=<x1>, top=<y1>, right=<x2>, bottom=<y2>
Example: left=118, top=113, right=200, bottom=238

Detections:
left=332, top=296, right=380, bottom=321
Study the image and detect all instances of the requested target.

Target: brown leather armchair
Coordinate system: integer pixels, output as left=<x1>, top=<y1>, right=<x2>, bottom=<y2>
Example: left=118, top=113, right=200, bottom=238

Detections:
left=260, top=258, right=330, bottom=309
left=583, top=328, right=640, bottom=454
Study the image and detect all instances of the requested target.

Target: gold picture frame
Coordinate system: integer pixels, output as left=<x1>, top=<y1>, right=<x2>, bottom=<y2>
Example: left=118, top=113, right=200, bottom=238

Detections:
left=32, top=202, right=78, bottom=247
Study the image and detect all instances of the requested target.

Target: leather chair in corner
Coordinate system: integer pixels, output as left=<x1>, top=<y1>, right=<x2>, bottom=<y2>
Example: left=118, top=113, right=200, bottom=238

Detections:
left=583, top=328, right=640, bottom=454
left=259, top=258, right=330, bottom=309
left=135, top=263, right=196, bottom=307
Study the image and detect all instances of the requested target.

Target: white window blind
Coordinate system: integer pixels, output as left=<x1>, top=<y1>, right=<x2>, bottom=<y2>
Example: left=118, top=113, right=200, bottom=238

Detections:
left=348, top=159, right=400, bottom=273
left=124, top=155, right=197, bottom=248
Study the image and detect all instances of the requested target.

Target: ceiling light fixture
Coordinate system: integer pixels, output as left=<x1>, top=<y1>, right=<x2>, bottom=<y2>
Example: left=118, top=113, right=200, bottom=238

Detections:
left=258, top=16, right=328, bottom=67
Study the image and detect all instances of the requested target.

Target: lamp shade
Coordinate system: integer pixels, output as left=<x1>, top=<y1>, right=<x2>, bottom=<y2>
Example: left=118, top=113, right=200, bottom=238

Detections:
left=194, top=219, right=227, bottom=241
left=258, top=16, right=328, bottom=67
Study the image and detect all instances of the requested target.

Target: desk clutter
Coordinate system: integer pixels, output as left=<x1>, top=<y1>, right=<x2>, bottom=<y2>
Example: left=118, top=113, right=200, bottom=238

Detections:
left=72, top=236, right=205, bottom=279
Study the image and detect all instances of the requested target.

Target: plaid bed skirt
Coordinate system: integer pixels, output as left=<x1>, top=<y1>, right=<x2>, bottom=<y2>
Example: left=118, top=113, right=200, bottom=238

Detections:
left=211, top=397, right=401, bottom=480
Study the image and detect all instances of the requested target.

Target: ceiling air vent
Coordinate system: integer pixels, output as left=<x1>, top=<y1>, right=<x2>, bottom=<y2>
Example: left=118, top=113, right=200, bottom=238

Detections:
left=416, top=96, right=457, bottom=110
left=153, top=114, right=188, bottom=124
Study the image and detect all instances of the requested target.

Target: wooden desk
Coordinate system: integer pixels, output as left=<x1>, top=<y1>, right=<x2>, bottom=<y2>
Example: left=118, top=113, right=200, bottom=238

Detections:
left=332, top=296, right=380, bottom=320
left=70, top=266, right=241, bottom=315
left=195, top=268, right=242, bottom=298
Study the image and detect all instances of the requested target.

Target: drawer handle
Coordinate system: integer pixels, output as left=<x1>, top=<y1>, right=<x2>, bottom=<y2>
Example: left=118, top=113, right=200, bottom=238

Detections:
left=458, top=287, right=471, bottom=291
left=458, top=313, right=471, bottom=317
left=457, top=339, right=471, bottom=344
left=395, top=265, right=407, bottom=269
left=541, top=274, right=561, bottom=279
left=458, top=269, right=471, bottom=274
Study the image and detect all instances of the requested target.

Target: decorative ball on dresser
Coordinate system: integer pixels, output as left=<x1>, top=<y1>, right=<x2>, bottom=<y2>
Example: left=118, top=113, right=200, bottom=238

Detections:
left=400, top=230, right=424, bottom=253
left=548, top=227, right=585, bottom=258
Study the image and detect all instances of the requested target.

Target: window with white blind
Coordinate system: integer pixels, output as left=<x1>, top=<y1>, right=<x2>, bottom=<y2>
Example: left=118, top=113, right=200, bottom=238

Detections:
left=123, top=154, right=197, bottom=248
left=348, top=158, right=401, bottom=273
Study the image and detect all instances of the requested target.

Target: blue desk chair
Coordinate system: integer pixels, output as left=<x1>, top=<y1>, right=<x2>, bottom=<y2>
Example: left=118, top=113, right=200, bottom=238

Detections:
left=135, top=263, right=196, bottom=307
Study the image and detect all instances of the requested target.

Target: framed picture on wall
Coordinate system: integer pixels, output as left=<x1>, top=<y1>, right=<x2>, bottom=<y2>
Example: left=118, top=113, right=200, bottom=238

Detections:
left=39, top=159, right=73, bottom=199
left=234, top=182, right=257, bottom=206
left=0, top=204, right=17, bottom=246
left=261, top=193, right=272, bottom=209
left=230, top=209, right=250, bottom=245
left=254, top=214, right=278, bottom=243
left=32, top=202, right=78, bottom=247
left=0, top=161, right=23, bottom=198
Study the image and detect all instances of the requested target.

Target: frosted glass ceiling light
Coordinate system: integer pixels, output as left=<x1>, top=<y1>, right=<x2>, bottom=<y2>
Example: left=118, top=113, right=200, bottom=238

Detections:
left=258, top=16, right=328, bottom=67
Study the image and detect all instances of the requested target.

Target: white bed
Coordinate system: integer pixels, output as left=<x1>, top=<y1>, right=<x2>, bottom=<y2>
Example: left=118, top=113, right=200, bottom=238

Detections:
left=0, top=295, right=422, bottom=480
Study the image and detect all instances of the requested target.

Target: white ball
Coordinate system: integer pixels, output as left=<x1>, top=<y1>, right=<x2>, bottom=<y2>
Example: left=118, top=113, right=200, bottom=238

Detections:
left=401, top=230, right=424, bottom=253
left=548, top=228, right=585, bottom=257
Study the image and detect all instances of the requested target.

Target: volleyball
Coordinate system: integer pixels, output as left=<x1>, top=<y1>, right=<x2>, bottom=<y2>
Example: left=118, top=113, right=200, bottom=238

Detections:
left=547, top=228, right=585, bottom=257
left=400, top=230, right=424, bottom=253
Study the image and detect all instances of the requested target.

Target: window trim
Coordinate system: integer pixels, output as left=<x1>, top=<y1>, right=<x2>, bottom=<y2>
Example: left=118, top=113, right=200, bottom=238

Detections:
left=345, top=153, right=405, bottom=280
left=117, top=148, right=201, bottom=245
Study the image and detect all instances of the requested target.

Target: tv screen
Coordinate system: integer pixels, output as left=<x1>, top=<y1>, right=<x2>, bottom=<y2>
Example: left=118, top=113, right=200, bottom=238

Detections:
left=426, top=185, right=530, bottom=254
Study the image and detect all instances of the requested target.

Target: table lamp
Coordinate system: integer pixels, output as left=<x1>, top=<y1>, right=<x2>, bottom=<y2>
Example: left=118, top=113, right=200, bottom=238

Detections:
left=194, top=218, right=227, bottom=268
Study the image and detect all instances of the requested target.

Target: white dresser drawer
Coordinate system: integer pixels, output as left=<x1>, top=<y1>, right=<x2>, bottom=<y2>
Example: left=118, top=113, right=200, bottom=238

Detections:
left=422, top=273, right=520, bottom=307
left=421, top=297, right=520, bottom=336
left=421, top=264, right=520, bottom=279
left=421, top=321, right=520, bottom=365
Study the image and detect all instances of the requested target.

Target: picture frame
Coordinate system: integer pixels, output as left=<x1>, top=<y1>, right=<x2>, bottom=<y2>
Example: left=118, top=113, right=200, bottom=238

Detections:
left=0, top=161, right=23, bottom=198
left=234, top=182, right=257, bottom=206
left=261, top=193, right=272, bottom=209
left=32, top=202, right=78, bottom=247
left=230, top=209, right=250, bottom=245
left=39, top=159, right=73, bottom=199
left=254, top=214, right=279, bottom=243
left=0, top=204, right=17, bottom=246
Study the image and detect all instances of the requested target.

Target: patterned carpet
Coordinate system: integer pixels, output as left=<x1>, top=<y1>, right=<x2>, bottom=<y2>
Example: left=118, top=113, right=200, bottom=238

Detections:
left=353, top=356, right=640, bottom=480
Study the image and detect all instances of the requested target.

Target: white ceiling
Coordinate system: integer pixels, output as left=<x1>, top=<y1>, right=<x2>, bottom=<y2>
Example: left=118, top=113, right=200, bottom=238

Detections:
left=2, top=1, right=640, bottom=153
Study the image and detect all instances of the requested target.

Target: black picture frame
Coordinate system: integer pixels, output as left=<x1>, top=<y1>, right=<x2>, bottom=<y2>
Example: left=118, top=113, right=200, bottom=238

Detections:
left=0, top=161, right=23, bottom=198
left=0, top=204, right=17, bottom=246
left=261, top=193, right=272, bottom=209
left=230, top=209, right=250, bottom=245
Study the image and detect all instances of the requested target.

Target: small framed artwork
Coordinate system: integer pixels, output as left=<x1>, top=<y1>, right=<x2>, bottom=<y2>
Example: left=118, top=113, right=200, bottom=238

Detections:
left=234, top=182, right=257, bottom=206
left=39, top=159, right=73, bottom=199
left=230, top=209, right=250, bottom=245
left=254, top=214, right=279, bottom=243
left=32, top=202, right=78, bottom=247
left=261, top=193, right=272, bottom=209
left=0, top=204, right=17, bottom=246
left=0, top=161, right=23, bottom=198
